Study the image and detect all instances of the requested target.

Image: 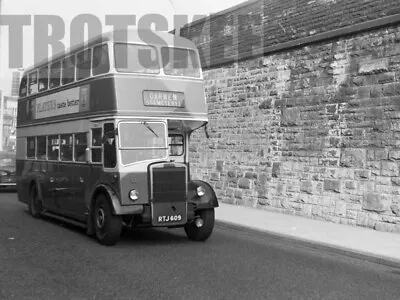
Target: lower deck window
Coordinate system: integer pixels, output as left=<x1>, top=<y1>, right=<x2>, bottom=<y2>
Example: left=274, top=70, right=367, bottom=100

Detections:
left=60, top=134, right=73, bottom=161
left=74, top=133, right=87, bottom=162
left=48, top=135, right=60, bottom=160
left=27, top=137, right=35, bottom=158
left=37, top=136, right=47, bottom=159
left=24, top=132, right=90, bottom=162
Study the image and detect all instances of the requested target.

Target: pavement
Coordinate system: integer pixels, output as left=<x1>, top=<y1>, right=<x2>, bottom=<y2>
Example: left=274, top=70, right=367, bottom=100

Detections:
left=215, top=202, right=400, bottom=268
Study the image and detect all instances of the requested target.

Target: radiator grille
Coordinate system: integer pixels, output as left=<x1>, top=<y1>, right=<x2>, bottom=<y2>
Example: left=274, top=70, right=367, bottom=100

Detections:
left=151, top=165, right=186, bottom=203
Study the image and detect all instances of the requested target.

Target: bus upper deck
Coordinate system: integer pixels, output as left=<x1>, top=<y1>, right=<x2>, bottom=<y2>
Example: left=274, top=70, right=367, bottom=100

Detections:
left=17, top=29, right=208, bottom=130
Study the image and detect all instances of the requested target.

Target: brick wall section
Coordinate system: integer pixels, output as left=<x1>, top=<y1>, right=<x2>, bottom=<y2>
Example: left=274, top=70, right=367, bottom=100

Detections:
left=180, top=1, right=400, bottom=233
left=179, top=0, right=264, bottom=67
left=261, top=0, right=400, bottom=46
left=180, top=0, right=400, bottom=68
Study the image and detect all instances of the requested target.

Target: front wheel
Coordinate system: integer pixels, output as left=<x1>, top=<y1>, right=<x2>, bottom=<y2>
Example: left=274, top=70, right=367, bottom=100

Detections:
left=93, top=194, right=122, bottom=246
left=184, top=208, right=215, bottom=241
left=28, top=185, right=42, bottom=218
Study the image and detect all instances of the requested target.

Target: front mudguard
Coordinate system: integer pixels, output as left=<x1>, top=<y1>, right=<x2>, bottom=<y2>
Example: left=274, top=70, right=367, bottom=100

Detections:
left=86, top=184, right=143, bottom=236
left=187, top=180, right=219, bottom=210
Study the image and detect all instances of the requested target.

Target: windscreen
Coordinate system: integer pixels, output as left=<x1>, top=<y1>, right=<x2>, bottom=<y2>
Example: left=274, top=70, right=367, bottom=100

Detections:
left=118, top=122, right=167, bottom=165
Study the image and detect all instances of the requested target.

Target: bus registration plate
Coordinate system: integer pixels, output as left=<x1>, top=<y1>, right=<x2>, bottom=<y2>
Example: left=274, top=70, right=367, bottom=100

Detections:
left=152, top=202, right=187, bottom=226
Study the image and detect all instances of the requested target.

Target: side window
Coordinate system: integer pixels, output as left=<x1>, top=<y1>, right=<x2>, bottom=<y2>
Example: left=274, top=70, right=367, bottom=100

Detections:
left=38, top=66, right=49, bottom=92
left=27, top=137, right=36, bottom=158
left=48, top=135, right=60, bottom=161
left=37, top=136, right=47, bottom=159
left=103, top=123, right=116, bottom=168
left=19, top=76, right=27, bottom=97
left=60, top=134, right=73, bottom=161
left=77, top=49, right=92, bottom=80
left=91, top=128, right=102, bottom=163
left=28, top=71, right=38, bottom=95
left=74, top=133, right=87, bottom=162
left=168, top=134, right=184, bottom=156
left=62, top=55, right=75, bottom=85
left=92, top=44, right=110, bottom=76
left=49, top=61, right=61, bottom=88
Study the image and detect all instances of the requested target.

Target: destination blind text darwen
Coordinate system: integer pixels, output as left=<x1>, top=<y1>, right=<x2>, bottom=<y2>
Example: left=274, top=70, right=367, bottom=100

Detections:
left=146, top=91, right=183, bottom=106
left=149, top=92, right=179, bottom=101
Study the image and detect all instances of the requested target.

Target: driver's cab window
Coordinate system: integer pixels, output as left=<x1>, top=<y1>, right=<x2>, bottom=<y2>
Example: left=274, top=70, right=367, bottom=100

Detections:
left=168, top=134, right=184, bottom=156
left=103, top=123, right=116, bottom=168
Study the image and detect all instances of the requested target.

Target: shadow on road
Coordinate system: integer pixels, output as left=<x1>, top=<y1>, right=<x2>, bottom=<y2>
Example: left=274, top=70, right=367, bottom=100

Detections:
left=119, top=227, right=189, bottom=245
left=22, top=209, right=190, bottom=246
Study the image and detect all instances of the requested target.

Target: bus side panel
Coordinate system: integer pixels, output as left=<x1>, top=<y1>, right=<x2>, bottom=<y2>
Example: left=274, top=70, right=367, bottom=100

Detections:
left=16, top=159, right=52, bottom=207
left=16, top=159, right=30, bottom=204
left=85, top=165, right=123, bottom=213
left=50, top=162, right=91, bottom=221
left=71, top=163, right=92, bottom=218
left=39, top=162, right=109, bottom=221
left=15, top=137, right=28, bottom=204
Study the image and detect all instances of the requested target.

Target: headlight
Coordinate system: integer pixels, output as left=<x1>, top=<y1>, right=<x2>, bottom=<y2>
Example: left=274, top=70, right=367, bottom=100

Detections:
left=129, top=189, right=139, bottom=201
left=196, top=186, right=205, bottom=197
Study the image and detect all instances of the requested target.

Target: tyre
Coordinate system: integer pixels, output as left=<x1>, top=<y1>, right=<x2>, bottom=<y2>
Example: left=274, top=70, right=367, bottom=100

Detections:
left=28, top=185, right=42, bottom=218
left=93, top=194, right=122, bottom=246
left=184, top=208, right=215, bottom=241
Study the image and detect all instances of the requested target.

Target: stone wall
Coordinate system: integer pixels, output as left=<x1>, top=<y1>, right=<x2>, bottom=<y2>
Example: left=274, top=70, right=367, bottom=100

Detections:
left=180, top=1, right=400, bottom=233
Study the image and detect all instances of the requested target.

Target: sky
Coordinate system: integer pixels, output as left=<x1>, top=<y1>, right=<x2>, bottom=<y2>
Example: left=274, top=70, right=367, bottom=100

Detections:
left=0, top=0, right=247, bottom=94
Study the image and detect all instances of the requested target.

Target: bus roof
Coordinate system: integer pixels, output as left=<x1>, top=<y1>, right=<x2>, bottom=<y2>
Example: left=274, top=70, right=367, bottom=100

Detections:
left=23, top=28, right=199, bottom=74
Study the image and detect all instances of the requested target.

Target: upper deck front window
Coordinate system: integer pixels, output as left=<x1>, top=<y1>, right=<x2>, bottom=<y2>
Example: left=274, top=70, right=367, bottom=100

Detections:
left=161, top=47, right=201, bottom=78
left=114, top=43, right=160, bottom=74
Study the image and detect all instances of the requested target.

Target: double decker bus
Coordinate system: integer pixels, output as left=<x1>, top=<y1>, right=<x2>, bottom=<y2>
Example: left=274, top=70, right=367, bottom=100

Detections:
left=16, top=29, right=218, bottom=246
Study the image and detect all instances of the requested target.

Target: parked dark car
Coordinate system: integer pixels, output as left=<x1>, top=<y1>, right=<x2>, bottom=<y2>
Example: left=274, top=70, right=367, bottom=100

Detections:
left=0, top=151, right=16, bottom=190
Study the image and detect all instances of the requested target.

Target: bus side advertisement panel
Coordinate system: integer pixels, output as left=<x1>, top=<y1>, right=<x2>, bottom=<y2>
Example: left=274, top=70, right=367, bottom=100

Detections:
left=34, top=85, right=90, bottom=120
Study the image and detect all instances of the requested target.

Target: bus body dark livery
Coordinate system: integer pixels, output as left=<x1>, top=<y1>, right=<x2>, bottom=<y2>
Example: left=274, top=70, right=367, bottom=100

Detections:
left=16, top=29, right=218, bottom=246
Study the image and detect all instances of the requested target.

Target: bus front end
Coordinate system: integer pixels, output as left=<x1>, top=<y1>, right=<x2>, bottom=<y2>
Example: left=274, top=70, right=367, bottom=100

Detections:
left=105, top=119, right=218, bottom=244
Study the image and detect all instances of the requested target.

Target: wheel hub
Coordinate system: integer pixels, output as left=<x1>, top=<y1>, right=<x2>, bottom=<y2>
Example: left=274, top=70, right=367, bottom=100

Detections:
left=97, top=208, right=106, bottom=228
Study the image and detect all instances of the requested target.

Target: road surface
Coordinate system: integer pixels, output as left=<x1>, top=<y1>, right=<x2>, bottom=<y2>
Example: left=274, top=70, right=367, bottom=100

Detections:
left=1, top=191, right=400, bottom=299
